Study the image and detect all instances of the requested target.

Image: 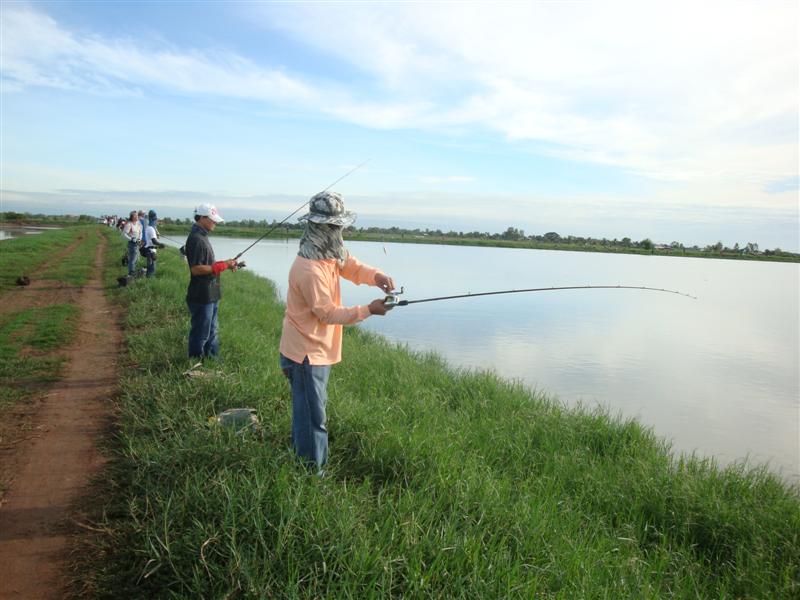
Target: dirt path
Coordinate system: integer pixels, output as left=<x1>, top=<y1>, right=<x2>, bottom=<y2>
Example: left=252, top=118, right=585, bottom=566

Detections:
left=0, top=232, right=121, bottom=599
left=0, top=233, right=88, bottom=315
left=0, top=232, right=96, bottom=474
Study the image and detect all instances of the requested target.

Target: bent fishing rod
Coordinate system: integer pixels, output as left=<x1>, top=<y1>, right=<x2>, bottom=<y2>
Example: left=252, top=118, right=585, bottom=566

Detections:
left=232, top=159, right=370, bottom=261
left=384, top=285, right=697, bottom=307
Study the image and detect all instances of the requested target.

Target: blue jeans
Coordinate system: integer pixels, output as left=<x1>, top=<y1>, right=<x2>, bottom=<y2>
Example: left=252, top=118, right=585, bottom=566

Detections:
left=146, top=250, right=156, bottom=278
left=127, top=241, right=139, bottom=276
left=280, top=354, right=332, bottom=470
left=187, top=300, right=219, bottom=359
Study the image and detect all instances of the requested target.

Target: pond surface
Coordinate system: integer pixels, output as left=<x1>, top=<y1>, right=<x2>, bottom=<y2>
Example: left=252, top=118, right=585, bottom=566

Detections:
left=169, top=236, right=799, bottom=482
left=0, top=226, right=57, bottom=240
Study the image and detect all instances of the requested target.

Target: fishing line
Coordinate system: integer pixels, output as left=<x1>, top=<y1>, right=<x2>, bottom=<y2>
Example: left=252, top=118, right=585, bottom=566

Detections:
left=232, top=159, right=370, bottom=261
left=385, top=285, right=697, bottom=307
left=158, top=234, right=183, bottom=245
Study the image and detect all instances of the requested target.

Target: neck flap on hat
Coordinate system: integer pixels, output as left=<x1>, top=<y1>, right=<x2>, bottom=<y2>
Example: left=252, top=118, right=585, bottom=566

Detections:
left=297, top=222, right=349, bottom=266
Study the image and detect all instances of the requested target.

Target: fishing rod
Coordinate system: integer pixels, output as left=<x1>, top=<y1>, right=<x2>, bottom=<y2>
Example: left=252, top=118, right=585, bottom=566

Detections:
left=158, top=234, right=183, bottom=245
left=232, top=159, right=370, bottom=261
left=383, top=285, right=697, bottom=307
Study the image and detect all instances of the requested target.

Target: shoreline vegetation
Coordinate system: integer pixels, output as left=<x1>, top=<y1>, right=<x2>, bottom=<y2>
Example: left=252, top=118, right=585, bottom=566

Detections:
left=58, top=229, right=800, bottom=596
left=2, top=211, right=799, bottom=262
left=162, top=220, right=800, bottom=263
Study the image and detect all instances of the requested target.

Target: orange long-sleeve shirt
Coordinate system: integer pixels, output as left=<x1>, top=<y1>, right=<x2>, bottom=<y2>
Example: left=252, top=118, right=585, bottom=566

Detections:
left=279, top=255, right=381, bottom=365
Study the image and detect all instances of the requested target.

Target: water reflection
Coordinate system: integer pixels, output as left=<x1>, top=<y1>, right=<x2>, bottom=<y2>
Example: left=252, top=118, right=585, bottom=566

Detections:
left=0, top=227, right=53, bottom=240
left=166, top=236, right=800, bottom=481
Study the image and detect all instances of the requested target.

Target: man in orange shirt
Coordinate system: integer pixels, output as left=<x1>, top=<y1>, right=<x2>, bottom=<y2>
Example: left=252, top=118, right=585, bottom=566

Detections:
left=279, top=191, right=394, bottom=472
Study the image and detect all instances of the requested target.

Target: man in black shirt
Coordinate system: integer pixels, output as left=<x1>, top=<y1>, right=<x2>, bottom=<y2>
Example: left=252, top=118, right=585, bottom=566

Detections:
left=185, top=203, right=239, bottom=360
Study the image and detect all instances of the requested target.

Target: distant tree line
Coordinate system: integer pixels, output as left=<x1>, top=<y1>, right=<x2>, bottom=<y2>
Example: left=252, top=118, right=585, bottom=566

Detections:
left=2, top=212, right=795, bottom=259
left=1, top=211, right=97, bottom=223
left=162, top=217, right=787, bottom=258
left=347, top=226, right=792, bottom=257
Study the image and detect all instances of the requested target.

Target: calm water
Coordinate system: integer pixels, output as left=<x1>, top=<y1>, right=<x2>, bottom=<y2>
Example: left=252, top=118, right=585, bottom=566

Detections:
left=0, top=227, right=53, bottom=240
left=171, top=236, right=800, bottom=481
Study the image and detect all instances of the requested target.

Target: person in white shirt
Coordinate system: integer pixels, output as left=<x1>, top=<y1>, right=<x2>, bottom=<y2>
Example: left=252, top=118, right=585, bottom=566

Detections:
left=142, top=209, right=164, bottom=278
left=122, top=210, right=142, bottom=276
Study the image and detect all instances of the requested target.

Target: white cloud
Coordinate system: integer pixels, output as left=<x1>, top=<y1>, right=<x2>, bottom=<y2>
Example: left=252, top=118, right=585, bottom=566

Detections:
left=1, top=4, right=313, bottom=102
left=2, top=2, right=797, bottom=201
left=257, top=2, right=798, bottom=186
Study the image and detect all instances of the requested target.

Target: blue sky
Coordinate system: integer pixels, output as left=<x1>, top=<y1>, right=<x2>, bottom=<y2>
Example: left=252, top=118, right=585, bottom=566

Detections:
left=1, top=1, right=798, bottom=250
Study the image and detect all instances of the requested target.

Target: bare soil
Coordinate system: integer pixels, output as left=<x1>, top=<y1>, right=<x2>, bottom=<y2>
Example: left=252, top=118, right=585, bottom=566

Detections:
left=0, top=232, right=121, bottom=599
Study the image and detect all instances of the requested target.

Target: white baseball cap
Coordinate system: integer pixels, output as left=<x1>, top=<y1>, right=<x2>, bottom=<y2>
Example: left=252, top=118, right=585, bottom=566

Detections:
left=194, top=203, right=224, bottom=223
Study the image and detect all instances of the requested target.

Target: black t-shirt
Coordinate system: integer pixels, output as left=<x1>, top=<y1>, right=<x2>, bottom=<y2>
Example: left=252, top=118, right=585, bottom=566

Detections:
left=185, top=224, right=221, bottom=304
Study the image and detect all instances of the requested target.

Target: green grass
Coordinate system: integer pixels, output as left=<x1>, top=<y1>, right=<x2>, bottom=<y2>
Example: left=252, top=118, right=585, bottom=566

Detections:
left=0, top=226, right=92, bottom=291
left=77, top=238, right=800, bottom=598
left=0, top=304, right=81, bottom=408
left=0, top=227, right=103, bottom=407
left=39, top=226, right=102, bottom=285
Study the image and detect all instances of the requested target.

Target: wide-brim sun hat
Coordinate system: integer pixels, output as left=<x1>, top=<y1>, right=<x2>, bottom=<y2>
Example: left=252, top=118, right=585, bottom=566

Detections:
left=298, top=191, right=356, bottom=227
left=195, top=203, right=224, bottom=223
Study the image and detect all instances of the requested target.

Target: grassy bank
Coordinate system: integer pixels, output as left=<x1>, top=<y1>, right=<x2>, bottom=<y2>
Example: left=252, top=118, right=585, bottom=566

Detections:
left=79, top=238, right=799, bottom=598
left=0, top=226, right=94, bottom=292
left=0, top=227, right=104, bottom=409
left=0, top=304, right=80, bottom=409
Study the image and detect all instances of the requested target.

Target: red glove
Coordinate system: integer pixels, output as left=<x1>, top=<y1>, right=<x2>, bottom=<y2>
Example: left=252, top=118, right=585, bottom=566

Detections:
left=212, top=261, right=229, bottom=276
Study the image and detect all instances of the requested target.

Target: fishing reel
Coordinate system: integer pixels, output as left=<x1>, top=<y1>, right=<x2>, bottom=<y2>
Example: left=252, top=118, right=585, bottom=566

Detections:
left=384, top=286, right=405, bottom=308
